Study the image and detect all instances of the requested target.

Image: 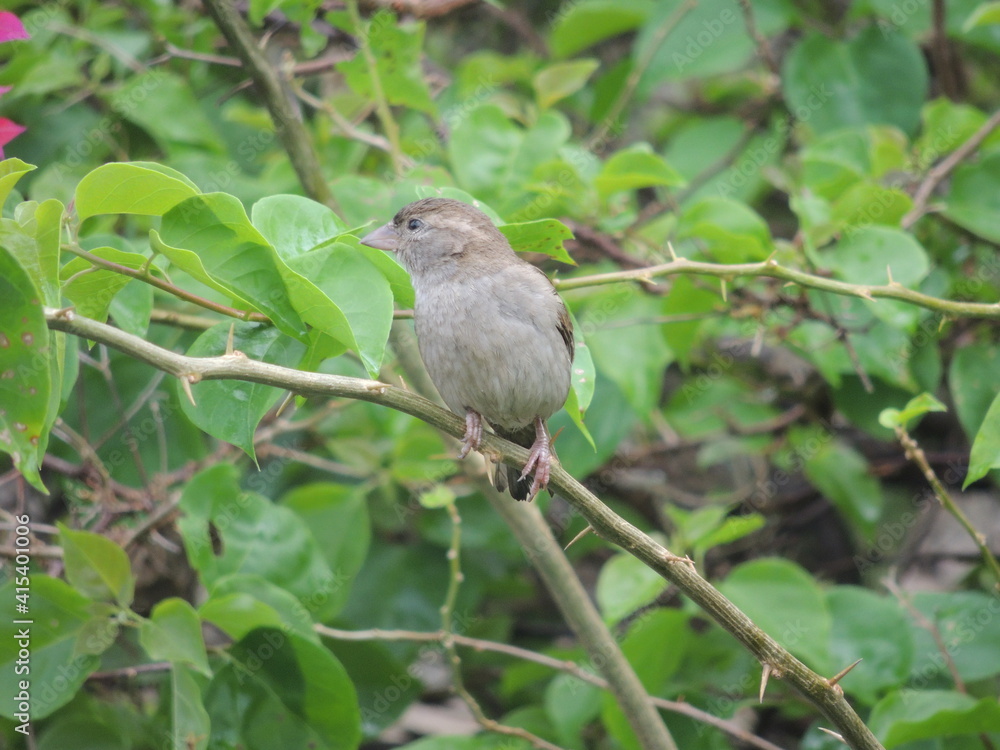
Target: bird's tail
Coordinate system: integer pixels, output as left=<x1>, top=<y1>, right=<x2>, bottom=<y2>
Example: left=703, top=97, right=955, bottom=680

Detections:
left=493, top=424, right=538, bottom=501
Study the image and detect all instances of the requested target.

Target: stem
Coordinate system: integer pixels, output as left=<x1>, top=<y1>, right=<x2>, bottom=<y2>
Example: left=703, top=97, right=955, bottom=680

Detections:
left=554, top=256, right=1000, bottom=319
left=486, top=491, right=679, bottom=750
left=62, top=245, right=269, bottom=323
left=202, top=0, right=335, bottom=206
left=895, top=426, right=1000, bottom=590
left=437, top=503, right=566, bottom=750
left=315, top=625, right=787, bottom=750
left=345, top=0, right=406, bottom=177
left=45, top=307, right=885, bottom=750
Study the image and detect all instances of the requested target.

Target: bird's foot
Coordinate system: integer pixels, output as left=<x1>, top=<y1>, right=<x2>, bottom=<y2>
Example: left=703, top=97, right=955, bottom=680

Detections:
left=519, top=417, right=552, bottom=501
left=458, top=409, right=483, bottom=459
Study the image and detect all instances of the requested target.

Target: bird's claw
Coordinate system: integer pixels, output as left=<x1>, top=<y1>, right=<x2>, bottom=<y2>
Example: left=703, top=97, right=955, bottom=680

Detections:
left=519, top=417, right=552, bottom=500
left=458, top=409, right=483, bottom=459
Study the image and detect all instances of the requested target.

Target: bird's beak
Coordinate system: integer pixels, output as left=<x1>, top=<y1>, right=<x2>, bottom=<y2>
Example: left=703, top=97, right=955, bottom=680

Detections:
left=359, top=222, right=399, bottom=252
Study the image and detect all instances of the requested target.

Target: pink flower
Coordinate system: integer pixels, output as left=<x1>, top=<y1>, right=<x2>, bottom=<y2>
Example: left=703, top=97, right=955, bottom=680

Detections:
left=0, top=118, right=25, bottom=158
left=0, top=12, right=29, bottom=43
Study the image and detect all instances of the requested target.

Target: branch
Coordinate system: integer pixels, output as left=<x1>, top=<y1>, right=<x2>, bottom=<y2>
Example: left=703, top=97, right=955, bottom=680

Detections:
left=902, top=107, right=1000, bottom=228
left=202, top=0, right=335, bottom=206
left=45, top=307, right=885, bottom=750
left=316, top=625, right=788, bottom=750
left=554, top=257, right=1000, bottom=319
left=894, top=426, right=1000, bottom=590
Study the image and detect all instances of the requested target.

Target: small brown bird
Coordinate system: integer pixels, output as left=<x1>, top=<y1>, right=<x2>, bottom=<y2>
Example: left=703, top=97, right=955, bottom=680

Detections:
left=361, top=198, right=574, bottom=500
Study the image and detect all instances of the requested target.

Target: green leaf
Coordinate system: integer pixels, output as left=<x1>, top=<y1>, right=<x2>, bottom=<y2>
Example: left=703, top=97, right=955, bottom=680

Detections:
left=158, top=193, right=306, bottom=339
left=878, top=392, right=947, bottom=429
left=907, top=591, right=1000, bottom=683
left=0, top=158, right=36, bottom=208
left=544, top=673, right=602, bottom=748
left=635, top=0, right=754, bottom=83
left=251, top=194, right=349, bottom=259
left=110, top=72, right=222, bottom=150
left=677, top=196, right=772, bottom=262
left=75, top=162, right=200, bottom=220
left=448, top=106, right=570, bottom=209
left=350, top=237, right=416, bottom=308
left=339, top=11, right=436, bottom=115
left=285, top=242, right=394, bottom=375
left=178, top=465, right=343, bottom=621
left=178, top=322, right=305, bottom=461
left=533, top=59, right=600, bottom=109
left=949, top=343, right=1000, bottom=440
left=172, top=663, right=210, bottom=750
left=963, top=1, right=1000, bottom=30
left=60, top=248, right=149, bottom=324
left=584, top=287, right=673, bottom=417
left=0, top=246, right=51, bottom=492
left=280, top=483, right=371, bottom=617
left=498, top=218, right=576, bottom=264
left=942, top=152, right=1000, bottom=243
left=660, top=275, right=720, bottom=366
left=826, top=587, right=913, bottom=706
left=594, top=143, right=686, bottom=197
left=823, top=226, right=929, bottom=287
left=139, top=598, right=211, bottom=676
left=0, top=576, right=101, bottom=720
left=549, top=0, right=651, bottom=58
left=720, top=558, right=832, bottom=674
left=596, top=551, right=669, bottom=624
left=58, top=524, right=134, bottom=607
left=204, top=628, right=361, bottom=750
left=562, top=324, right=597, bottom=449
left=10, top=198, right=63, bottom=307
left=782, top=27, right=928, bottom=135
left=201, top=575, right=320, bottom=644
left=801, top=438, right=883, bottom=541
left=965, top=391, right=1000, bottom=487
left=869, top=690, right=1000, bottom=748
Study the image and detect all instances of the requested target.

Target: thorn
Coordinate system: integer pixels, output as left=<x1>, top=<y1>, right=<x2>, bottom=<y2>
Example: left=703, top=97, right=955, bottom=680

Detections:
left=720, top=278, right=727, bottom=303
left=764, top=251, right=778, bottom=266
left=225, top=323, right=236, bottom=355
left=827, top=658, right=862, bottom=687
left=886, top=265, right=894, bottom=285
left=664, top=553, right=695, bottom=566
left=180, top=374, right=197, bottom=406
left=817, top=727, right=847, bottom=744
left=365, top=382, right=388, bottom=394
left=564, top=525, right=594, bottom=550
left=857, top=287, right=874, bottom=301
left=275, top=392, right=294, bottom=418
left=759, top=663, right=771, bottom=703
left=666, top=241, right=678, bottom=261
left=549, top=425, right=565, bottom=448
left=54, top=306, right=76, bottom=320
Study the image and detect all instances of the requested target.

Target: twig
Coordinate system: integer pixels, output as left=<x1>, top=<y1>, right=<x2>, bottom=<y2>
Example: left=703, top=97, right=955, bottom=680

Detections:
left=553, top=257, right=1000, bottom=319
left=345, top=0, right=406, bottom=177
left=902, top=108, right=1000, bottom=228
left=894, top=426, right=1000, bottom=590
left=62, top=245, right=270, bottom=323
left=884, top=578, right=966, bottom=692
left=44, top=307, right=885, bottom=750
left=202, top=0, right=336, bottom=206
left=737, top=0, right=780, bottom=75
left=316, top=624, right=788, bottom=750
left=588, top=0, right=696, bottom=148
left=436, top=504, right=565, bottom=750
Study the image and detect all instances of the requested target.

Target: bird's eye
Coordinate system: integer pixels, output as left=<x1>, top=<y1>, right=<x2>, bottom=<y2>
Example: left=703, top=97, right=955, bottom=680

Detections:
left=407, top=218, right=423, bottom=231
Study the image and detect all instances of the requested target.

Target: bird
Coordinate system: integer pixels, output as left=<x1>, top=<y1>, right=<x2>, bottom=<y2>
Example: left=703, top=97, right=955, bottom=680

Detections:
left=360, top=198, right=574, bottom=501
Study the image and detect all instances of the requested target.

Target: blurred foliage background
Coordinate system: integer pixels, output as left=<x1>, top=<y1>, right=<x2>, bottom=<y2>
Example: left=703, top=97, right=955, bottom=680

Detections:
left=1, top=0, right=1000, bottom=748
